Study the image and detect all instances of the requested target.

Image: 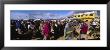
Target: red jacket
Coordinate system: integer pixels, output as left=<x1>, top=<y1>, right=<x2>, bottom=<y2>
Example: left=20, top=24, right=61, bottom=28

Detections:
left=43, top=22, right=50, bottom=37
left=80, top=23, right=88, bottom=33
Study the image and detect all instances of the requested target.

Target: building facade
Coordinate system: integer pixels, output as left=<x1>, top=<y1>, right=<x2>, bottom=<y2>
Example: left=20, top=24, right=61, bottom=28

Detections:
left=70, top=11, right=98, bottom=22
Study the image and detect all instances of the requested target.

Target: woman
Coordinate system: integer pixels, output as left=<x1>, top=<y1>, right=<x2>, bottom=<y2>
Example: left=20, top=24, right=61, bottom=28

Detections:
left=53, top=22, right=59, bottom=40
left=64, top=22, right=74, bottom=40
left=39, top=21, right=44, bottom=39
left=80, top=21, right=88, bottom=40
left=11, top=20, right=17, bottom=40
left=42, top=21, right=51, bottom=40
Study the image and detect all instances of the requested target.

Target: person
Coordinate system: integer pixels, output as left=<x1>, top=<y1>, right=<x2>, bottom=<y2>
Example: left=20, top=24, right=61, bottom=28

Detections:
left=15, top=20, right=23, bottom=40
left=30, top=22, right=35, bottom=30
left=64, top=22, right=74, bottom=40
left=30, top=21, right=36, bottom=39
left=34, top=20, right=42, bottom=39
left=80, top=20, right=88, bottom=40
left=39, top=21, right=44, bottom=39
left=42, top=21, right=51, bottom=40
left=11, top=20, right=17, bottom=40
left=28, top=22, right=31, bottom=31
left=20, top=21, right=27, bottom=34
left=20, top=21, right=27, bottom=40
left=64, top=22, right=69, bottom=39
left=25, top=27, right=33, bottom=40
left=50, top=21, right=54, bottom=40
left=58, top=21, right=65, bottom=36
left=95, top=21, right=100, bottom=31
left=53, top=22, right=59, bottom=40
left=91, top=20, right=97, bottom=29
left=15, top=20, right=22, bottom=34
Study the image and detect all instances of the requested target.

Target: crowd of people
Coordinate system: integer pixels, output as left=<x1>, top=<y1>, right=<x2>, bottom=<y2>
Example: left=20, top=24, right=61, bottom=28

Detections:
left=64, top=19, right=100, bottom=40
left=11, top=19, right=65, bottom=40
left=11, top=18, right=100, bottom=40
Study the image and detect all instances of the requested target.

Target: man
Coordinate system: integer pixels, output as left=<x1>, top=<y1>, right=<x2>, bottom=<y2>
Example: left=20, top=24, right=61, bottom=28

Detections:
left=64, top=22, right=74, bottom=40
left=15, top=20, right=22, bottom=40
left=91, top=20, right=97, bottom=29
left=53, top=22, right=59, bottom=40
left=11, top=20, right=17, bottom=40
left=80, top=20, right=88, bottom=40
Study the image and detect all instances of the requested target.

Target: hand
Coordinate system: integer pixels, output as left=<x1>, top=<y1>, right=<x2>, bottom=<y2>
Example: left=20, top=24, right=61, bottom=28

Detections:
left=41, top=33, right=44, bottom=35
left=16, top=29, right=18, bottom=31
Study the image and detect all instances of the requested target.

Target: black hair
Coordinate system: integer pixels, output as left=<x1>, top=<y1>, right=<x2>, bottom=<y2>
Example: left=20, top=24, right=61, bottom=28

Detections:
left=86, top=20, right=88, bottom=22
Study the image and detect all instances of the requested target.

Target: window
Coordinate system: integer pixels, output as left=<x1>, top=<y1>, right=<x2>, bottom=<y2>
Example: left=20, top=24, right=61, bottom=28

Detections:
left=78, top=15, right=80, bottom=17
left=81, top=15, right=83, bottom=17
left=68, top=17, right=71, bottom=18
left=90, top=13, right=93, bottom=16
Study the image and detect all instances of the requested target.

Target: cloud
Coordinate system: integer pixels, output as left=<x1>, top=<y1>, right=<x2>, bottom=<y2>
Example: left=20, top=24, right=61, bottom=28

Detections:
left=59, top=11, right=74, bottom=18
left=11, top=13, right=29, bottom=20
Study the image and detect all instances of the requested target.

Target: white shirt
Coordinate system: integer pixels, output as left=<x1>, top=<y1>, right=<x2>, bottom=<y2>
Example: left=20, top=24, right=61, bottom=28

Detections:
left=92, top=22, right=97, bottom=25
left=28, top=25, right=30, bottom=29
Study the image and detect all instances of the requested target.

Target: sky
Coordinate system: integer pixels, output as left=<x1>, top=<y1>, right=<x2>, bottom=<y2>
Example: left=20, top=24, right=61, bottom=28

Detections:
left=10, top=10, right=100, bottom=20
